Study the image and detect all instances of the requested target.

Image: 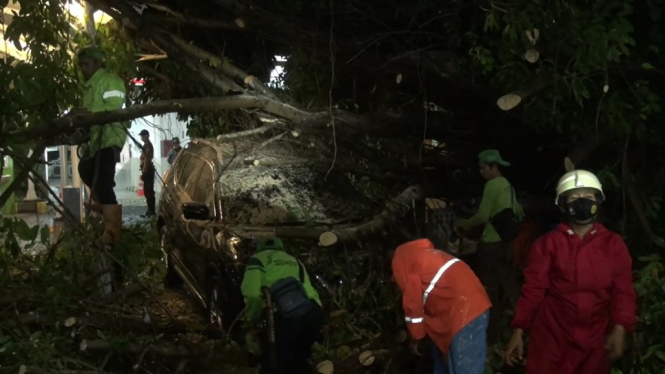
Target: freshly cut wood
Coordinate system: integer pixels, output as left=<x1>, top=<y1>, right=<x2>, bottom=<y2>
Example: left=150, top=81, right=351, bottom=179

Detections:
left=497, top=80, right=549, bottom=111
left=525, top=30, right=535, bottom=44
left=564, top=157, right=575, bottom=172
left=497, top=94, right=522, bottom=111
left=235, top=17, right=246, bottom=28
left=316, top=360, right=334, bottom=374
left=359, top=351, right=375, bottom=366
left=318, top=185, right=424, bottom=245
left=524, top=49, right=539, bottom=63
left=319, top=231, right=338, bottom=246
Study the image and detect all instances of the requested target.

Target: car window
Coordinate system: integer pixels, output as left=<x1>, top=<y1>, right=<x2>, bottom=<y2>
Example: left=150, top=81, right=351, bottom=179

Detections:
left=175, top=153, right=203, bottom=199
left=175, top=153, right=193, bottom=187
left=193, top=162, right=215, bottom=203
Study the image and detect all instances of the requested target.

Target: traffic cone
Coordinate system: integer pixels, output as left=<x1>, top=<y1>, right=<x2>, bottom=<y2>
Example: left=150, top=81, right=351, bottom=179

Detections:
left=137, top=177, right=144, bottom=197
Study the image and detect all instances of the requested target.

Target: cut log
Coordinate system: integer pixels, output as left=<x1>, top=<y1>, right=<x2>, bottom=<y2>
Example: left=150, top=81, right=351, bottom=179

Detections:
left=524, top=49, right=539, bottom=63
left=318, top=185, right=424, bottom=246
left=497, top=80, right=549, bottom=111
left=316, top=360, right=334, bottom=374
left=497, top=94, right=522, bottom=111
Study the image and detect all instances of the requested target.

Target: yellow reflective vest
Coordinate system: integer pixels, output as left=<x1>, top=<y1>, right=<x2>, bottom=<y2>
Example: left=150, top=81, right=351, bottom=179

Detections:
left=81, top=68, right=130, bottom=155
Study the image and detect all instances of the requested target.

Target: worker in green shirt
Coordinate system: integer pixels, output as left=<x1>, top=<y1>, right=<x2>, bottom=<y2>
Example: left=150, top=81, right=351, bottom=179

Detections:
left=455, top=149, right=522, bottom=344
left=241, top=237, right=325, bottom=374
left=74, top=46, right=129, bottom=247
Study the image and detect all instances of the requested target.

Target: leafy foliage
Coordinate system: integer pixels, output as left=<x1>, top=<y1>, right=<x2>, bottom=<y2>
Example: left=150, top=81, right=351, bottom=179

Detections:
left=0, top=0, right=80, bottom=153
left=0, top=218, right=164, bottom=371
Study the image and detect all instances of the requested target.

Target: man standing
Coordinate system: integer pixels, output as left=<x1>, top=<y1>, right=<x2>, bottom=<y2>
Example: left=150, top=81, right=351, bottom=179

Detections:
left=167, top=137, right=182, bottom=165
left=241, top=237, right=325, bottom=374
left=75, top=46, right=128, bottom=244
left=455, top=149, right=522, bottom=343
left=139, top=130, right=156, bottom=217
left=391, top=238, right=491, bottom=374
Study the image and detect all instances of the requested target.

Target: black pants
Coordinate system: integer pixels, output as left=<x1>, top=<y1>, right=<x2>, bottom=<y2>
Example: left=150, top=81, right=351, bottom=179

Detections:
left=475, top=241, right=520, bottom=344
left=79, top=147, right=120, bottom=205
left=142, top=166, right=156, bottom=214
left=259, top=303, right=325, bottom=374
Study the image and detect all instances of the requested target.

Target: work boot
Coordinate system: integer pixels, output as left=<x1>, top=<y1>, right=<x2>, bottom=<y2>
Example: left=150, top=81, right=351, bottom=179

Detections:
left=101, top=204, right=123, bottom=245
left=100, top=204, right=124, bottom=293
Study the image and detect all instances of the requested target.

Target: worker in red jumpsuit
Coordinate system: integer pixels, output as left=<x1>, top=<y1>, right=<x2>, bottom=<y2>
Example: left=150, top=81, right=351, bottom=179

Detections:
left=391, top=238, right=492, bottom=374
left=505, top=170, right=637, bottom=373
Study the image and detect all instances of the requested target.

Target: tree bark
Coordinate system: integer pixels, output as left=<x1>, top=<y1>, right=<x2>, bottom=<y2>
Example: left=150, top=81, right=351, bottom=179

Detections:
left=10, top=95, right=315, bottom=144
left=318, top=185, right=424, bottom=246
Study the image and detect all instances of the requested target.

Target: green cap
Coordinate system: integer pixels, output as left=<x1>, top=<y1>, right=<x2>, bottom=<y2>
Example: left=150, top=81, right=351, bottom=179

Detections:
left=479, top=149, right=510, bottom=166
left=78, top=46, right=105, bottom=62
left=257, top=237, right=283, bottom=251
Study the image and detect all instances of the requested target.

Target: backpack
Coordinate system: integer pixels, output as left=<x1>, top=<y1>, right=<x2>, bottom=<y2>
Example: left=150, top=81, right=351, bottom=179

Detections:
left=490, top=185, right=521, bottom=242
left=269, top=260, right=313, bottom=320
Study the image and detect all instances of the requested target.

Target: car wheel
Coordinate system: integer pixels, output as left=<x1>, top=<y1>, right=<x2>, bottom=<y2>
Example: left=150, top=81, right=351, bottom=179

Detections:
left=160, top=226, right=182, bottom=289
left=207, top=276, right=225, bottom=331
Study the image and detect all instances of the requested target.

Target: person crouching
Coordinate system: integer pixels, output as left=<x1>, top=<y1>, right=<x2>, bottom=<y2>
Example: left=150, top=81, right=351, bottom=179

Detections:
left=241, top=237, right=325, bottom=374
left=391, top=238, right=491, bottom=374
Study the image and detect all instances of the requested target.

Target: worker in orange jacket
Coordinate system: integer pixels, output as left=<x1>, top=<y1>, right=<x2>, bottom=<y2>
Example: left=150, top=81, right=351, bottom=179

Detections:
left=391, top=239, right=492, bottom=374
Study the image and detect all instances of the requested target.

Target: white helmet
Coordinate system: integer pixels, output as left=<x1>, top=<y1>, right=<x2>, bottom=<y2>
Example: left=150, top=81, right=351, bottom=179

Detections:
left=555, top=170, right=605, bottom=205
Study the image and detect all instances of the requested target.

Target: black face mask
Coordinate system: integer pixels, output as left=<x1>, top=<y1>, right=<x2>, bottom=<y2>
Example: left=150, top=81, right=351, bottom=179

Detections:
left=564, top=198, right=599, bottom=222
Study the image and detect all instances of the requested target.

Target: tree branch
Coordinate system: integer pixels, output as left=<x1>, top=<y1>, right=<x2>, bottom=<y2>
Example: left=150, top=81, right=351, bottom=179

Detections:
left=145, top=13, right=246, bottom=29
left=216, top=123, right=282, bottom=141
left=165, top=33, right=278, bottom=99
left=184, top=59, right=245, bottom=94
left=0, top=144, right=46, bottom=208
left=319, top=185, right=424, bottom=246
left=9, top=95, right=315, bottom=144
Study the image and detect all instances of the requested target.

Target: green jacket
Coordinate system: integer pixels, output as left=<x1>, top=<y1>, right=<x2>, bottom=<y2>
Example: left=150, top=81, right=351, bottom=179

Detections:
left=240, top=249, right=322, bottom=324
left=82, top=68, right=130, bottom=155
left=457, top=176, right=523, bottom=243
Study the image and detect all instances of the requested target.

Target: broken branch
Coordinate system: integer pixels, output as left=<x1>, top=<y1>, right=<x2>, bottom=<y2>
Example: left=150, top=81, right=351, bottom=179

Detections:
left=319, top=185, right=424, bottom=246
left=10, top=95, right=315, bottom=144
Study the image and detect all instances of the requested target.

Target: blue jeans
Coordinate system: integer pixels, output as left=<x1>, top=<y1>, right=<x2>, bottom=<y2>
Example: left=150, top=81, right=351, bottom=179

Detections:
left=431, top=310, right=489, bottom=374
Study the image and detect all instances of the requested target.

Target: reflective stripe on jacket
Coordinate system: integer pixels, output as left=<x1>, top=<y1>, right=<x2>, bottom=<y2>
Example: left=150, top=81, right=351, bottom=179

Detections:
left=392, top=239, right=491, bottom=354
left=82, top=68, right=130, bottom=154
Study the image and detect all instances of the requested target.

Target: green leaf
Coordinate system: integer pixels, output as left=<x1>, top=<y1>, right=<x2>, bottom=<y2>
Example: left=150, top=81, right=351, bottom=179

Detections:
left=642, top=63, right=655, bottom=70
left=210, top=57, right=222, bottom=68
